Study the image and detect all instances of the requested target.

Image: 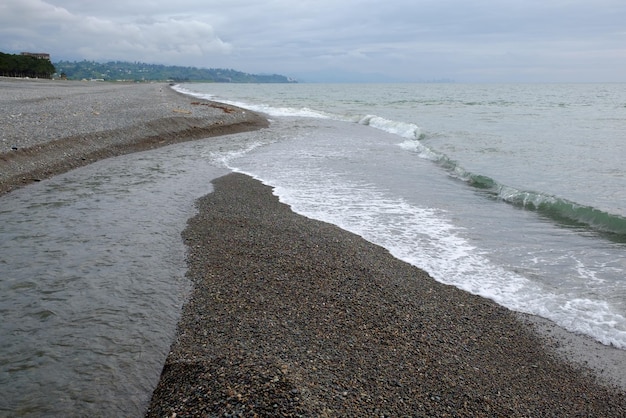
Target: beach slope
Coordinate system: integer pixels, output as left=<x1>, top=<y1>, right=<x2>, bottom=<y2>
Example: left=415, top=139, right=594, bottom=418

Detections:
left=146, top=173, right=626, bottom=417
left=0, top=79, right=267, bottom=194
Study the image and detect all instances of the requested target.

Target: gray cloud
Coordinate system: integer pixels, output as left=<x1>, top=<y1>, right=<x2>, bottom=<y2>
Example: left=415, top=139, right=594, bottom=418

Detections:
left=1, top=0, right=625, bottom=82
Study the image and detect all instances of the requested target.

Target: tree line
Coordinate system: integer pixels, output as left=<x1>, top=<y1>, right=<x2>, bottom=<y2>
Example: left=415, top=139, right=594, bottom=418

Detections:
left=53, top=60, right=297, bottom=83
left=0, top=52, right=56, bottom=79
left=0, top=52, right=296, bottom=83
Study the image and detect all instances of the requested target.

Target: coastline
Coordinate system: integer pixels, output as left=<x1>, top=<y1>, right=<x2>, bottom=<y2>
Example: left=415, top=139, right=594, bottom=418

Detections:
left=145, top=173, right=626, bottom=416
left=0, top=78, right=268, bottom=195
left=1, top=78, right=625, bottom=415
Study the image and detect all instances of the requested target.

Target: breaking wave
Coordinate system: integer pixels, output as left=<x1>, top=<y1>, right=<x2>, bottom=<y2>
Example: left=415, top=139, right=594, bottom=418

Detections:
left=174, top=82, right=625, bottom=239
left=399, top=139, right=626, bottom=239
left=356, top=114, right=424, bottom=140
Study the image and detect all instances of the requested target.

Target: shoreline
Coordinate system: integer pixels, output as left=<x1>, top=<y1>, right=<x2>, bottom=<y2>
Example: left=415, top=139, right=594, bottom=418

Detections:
left=2, top=78, right=625, bottom=415
left=0, top=78, right=268, bottom=195
left=145, top=173, right=625, bottom=416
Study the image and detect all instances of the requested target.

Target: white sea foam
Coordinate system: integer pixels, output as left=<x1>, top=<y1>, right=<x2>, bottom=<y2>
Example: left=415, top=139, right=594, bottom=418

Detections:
left=398, top=139, right=440, bottom=161
left=358, top=115, right=422, bottom=140
left=204, top=141, right=266, bottom=168
left=172, top=84, right=331, bottom=119
left=226, top=145, right=626, bottom=349
left=174, top=84, right=424, bottom=136
left=281, top=178, right=626, bottom=349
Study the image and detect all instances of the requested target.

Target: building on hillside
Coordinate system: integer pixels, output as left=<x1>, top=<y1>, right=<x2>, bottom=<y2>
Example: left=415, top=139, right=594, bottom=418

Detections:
left=21, top=52, right=51, bottom=60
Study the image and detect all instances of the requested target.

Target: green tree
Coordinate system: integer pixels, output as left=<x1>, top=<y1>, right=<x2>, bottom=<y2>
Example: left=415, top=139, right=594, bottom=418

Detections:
left=0, top=52, right=55, bottom=78
left=52, top=59, right=296, bottom=83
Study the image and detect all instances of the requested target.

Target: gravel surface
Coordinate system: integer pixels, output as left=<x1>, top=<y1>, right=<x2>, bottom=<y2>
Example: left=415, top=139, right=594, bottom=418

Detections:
left=145, top=173, right=626, bottom=417
left=0, top=78, right=267, bottom=194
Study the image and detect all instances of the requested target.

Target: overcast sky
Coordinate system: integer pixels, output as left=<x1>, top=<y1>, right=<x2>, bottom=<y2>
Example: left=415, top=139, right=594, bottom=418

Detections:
left=1, top=0, right=625, bottom=82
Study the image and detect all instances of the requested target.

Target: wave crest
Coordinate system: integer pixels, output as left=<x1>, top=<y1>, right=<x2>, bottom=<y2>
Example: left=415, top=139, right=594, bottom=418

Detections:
left=400, top=140, right=626, bottom=238
left=358, top=114, right=423, bottom=140
left=475, top=177, right=626, bottom=238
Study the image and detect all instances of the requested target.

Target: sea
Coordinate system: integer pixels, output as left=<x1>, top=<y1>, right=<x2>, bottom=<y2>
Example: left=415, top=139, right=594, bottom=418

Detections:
left=0, top=82, right=625, bottom=416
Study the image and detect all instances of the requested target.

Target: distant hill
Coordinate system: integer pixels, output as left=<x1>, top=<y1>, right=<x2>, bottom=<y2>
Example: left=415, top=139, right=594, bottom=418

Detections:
left=53, top=60, right=297, bottom=83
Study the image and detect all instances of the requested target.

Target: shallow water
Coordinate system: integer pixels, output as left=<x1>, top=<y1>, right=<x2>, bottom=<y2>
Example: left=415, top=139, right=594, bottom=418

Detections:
left=0, top=134, right=264, bottom=416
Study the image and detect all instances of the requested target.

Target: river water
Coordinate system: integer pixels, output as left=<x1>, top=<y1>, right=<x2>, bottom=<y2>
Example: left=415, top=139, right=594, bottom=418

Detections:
left=0, top=134, right=260, bottom=416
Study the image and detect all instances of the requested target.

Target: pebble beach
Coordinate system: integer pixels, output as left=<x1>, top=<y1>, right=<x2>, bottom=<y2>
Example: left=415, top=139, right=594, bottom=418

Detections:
left=144, top=173, right=626, bottom=417
left=2, top=78, right=626, bottom=416
left=0, top=78, right=267, bottom=194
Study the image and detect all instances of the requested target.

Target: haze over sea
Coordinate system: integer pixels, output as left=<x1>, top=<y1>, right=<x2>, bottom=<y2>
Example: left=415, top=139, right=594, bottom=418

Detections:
left=178, top=82, right=626, bottom=349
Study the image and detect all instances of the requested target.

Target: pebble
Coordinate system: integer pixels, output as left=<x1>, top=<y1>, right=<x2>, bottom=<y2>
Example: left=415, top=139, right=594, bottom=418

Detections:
left=145, top=173, right=626, bottom=417
left=0, top=78, right=267, bottom=194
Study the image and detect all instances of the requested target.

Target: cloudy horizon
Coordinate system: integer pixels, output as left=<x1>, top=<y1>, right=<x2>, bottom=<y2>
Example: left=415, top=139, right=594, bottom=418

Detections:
left=1, top=0, right=625, bottom=82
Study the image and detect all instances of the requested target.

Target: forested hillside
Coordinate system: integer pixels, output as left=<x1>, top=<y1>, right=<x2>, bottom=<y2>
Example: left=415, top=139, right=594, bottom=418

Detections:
left=0, top=52, right=56, bottom=79
left=53, top=60, right=296, bottom=83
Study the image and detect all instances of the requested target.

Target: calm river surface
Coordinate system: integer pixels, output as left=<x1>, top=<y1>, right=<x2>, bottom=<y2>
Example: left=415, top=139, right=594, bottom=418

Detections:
left=0, top=133, right=262, bottom=416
